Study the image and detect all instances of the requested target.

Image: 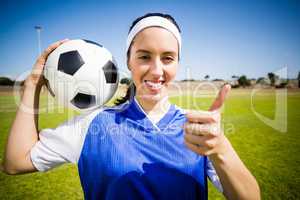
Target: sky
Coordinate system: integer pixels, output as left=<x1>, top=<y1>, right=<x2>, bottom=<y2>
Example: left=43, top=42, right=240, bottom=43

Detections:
left=0, top=0, right=299, bottom=81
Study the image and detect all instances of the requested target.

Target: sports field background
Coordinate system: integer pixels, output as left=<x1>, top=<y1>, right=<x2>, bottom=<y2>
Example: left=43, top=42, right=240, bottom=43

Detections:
left=0, top=87, right=299, bottom=199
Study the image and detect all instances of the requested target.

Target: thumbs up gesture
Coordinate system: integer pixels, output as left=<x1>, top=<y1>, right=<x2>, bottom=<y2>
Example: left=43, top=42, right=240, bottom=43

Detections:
left=184, top=84, right=231, bottom=158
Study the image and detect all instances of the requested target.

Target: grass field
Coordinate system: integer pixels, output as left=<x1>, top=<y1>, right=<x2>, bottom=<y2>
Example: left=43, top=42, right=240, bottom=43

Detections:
left=0, top=89, right=299, bottom=199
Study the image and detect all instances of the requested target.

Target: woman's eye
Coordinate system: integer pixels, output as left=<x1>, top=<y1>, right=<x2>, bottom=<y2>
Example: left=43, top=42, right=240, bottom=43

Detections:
left=163, top=56, right=174, bottom=62
left=138, top=55, right=150, bottom=60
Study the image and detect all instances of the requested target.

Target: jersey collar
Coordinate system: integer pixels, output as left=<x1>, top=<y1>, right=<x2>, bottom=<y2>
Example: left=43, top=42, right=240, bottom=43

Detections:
left=121, top=97, right=177, bottom=132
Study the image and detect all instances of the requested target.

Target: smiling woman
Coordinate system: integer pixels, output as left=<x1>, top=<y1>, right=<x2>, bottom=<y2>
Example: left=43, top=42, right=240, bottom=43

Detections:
left=127, top=27, right=179, bottom=123
left=2, top=12, right=260, bottom=200
left=129, top=27, right=178, bottom=98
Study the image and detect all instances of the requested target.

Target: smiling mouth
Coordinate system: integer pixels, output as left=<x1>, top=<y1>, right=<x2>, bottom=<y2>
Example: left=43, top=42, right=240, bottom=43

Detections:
left=144, top=80, right=165, bottom=91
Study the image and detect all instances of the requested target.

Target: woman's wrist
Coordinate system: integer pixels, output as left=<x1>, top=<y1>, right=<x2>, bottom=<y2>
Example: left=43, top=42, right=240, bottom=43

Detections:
left=19, top=77, right=43, bottom=112
left=208, top=136, right=235, bottom=165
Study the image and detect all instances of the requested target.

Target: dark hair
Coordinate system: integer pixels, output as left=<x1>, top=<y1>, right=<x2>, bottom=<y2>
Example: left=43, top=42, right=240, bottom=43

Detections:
left=114, top=13, right=181, bottom=106
left=128, top=13, right=181, bottom=34
left=114, top=81, right=135, bottom=105
left=127, top=13, right=181, bottom=61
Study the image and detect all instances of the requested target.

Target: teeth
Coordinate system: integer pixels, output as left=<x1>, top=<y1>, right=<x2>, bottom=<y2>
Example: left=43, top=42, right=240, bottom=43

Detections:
left=145, top=80, right=163, bottom=89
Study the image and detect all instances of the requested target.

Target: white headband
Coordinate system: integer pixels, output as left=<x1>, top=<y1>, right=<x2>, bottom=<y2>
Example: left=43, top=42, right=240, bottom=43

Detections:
left=126, top=16, right=182, bottom=56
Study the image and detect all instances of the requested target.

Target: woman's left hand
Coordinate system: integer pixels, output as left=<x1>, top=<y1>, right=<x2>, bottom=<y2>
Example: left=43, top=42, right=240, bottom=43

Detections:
left=184, top=84, right=231, bottom=159
left=184, top=84, right=261, bottom=200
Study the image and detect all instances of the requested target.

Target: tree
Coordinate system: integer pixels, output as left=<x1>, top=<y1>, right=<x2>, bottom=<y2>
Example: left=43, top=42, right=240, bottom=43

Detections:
left=267, top=72, right=278, bottom=86
left=204, top=75, right=210, bottom=80
left=298, top=71, right=300, bottom=88
left=256, top=77, right=266, bottom=84
left=237, top=75, right=251, bottom=87
left=0, top=77, right=14, bottom=86
left=212, top=78, right=224, bottom=81
left=276, top=79, right=289, bottom=88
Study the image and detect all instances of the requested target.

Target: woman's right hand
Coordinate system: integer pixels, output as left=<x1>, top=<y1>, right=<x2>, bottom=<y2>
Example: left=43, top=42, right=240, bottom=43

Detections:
left=24, top=39, right=69, bottom=89
left=2, top=39, right=70, bottom=175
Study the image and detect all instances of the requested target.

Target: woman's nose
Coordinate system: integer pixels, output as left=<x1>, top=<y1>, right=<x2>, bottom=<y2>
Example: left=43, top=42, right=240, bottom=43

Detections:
left=150, top=58, right=164, bottom=77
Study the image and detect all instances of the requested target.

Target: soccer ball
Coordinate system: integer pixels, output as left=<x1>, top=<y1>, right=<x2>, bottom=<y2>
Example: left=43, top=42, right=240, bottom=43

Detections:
left=44, top=39, right=119, bottom=112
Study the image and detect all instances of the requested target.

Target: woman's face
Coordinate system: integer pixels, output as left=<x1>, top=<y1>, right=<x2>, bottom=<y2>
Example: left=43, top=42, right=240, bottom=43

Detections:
left=128, top=27, right=179, bottom=102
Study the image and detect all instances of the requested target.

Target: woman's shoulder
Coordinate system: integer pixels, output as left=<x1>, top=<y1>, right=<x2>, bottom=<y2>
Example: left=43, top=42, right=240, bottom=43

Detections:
left=89, top=102, right=131, bottom=122
left=71, top=102, right=129, bottom=122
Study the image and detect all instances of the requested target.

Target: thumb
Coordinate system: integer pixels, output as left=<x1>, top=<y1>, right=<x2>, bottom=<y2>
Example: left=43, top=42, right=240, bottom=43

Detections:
left=209, top=84, right=231, bottom=111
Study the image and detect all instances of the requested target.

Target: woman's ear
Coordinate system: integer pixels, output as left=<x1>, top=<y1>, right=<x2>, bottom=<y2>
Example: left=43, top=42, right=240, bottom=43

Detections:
left=127, top=53, right=131, bottom=71
left=127, top=61, right=131, bottom=71
left=127, top=43, right=134, bottom=71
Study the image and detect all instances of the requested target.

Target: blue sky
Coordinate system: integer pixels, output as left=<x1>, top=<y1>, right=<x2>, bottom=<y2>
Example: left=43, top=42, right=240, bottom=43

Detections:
left=0, top=0, right=299, bottom=80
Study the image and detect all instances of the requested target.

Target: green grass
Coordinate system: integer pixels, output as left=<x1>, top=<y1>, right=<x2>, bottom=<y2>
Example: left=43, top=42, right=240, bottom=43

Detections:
left=0, top=89, right=300, bottom=199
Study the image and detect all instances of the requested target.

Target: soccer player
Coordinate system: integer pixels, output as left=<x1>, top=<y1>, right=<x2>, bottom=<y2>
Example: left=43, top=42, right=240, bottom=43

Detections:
left=2, top=13, right=260, bottom=200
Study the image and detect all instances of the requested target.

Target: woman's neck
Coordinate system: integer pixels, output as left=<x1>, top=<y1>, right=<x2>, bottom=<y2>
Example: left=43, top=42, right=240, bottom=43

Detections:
left=135, top=95, right=171, bottom=123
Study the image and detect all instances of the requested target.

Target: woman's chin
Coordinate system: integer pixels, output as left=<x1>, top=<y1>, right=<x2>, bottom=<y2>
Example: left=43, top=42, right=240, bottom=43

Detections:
left=135, top=84, right=168, bottom=102
left=138, top=91, right=167, bottom=102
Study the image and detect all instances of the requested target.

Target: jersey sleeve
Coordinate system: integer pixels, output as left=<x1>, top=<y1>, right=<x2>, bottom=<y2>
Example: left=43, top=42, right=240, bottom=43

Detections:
left=206, top=158, right=223, bottom=193
left=30, top=109, right=101, bottom=172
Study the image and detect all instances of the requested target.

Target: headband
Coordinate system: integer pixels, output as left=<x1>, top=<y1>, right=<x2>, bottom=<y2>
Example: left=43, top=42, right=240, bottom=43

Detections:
left=126, top=16, right=182, bottom=56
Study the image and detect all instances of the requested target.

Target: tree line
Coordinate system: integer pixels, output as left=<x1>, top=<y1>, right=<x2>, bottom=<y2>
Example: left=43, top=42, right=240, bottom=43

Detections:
left=201, top=72, right=300, bottom=88
left=0, top=77, right=25, bottom=86
left=1, top=71, right=300, bottom=88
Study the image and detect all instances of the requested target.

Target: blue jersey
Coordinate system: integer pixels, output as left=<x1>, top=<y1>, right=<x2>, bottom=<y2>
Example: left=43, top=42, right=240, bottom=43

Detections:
left=31, top=98, right=223, bottom=199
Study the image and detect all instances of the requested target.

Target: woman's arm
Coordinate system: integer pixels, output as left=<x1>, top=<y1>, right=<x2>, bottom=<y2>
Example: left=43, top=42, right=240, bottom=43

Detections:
left=185, top=132, right=260, bottom=199
left=2, top=82, right=41, bottom=174
left=1, top=40, right=68, bottom=175
left=184, top=85, right=260, bottom=200
left=209, top=136, right=260, bottom=200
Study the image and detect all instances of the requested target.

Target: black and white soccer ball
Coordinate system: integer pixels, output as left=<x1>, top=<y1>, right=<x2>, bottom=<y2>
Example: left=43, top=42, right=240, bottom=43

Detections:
left=44, top=39, right=119, bottom=112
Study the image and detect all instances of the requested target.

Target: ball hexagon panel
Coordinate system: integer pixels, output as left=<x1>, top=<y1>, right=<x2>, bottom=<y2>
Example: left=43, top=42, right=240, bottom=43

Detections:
left=58, top=50, right=85, bottom=76
left=70, top=92, right=96, bottom=109
left=102, top=60, right=118, bottom=83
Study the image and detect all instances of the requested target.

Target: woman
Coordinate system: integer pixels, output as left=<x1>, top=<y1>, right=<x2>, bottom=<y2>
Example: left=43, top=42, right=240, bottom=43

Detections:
left=2, top=13, right=260, bottom=200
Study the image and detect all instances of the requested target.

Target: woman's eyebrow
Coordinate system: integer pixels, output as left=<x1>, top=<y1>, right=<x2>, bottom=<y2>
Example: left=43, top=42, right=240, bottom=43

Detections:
left=163, top=51, right=177, bottom=55
left=136, top=49, right=177, bottom=55
left=135, top=49, right=151, bottom=54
